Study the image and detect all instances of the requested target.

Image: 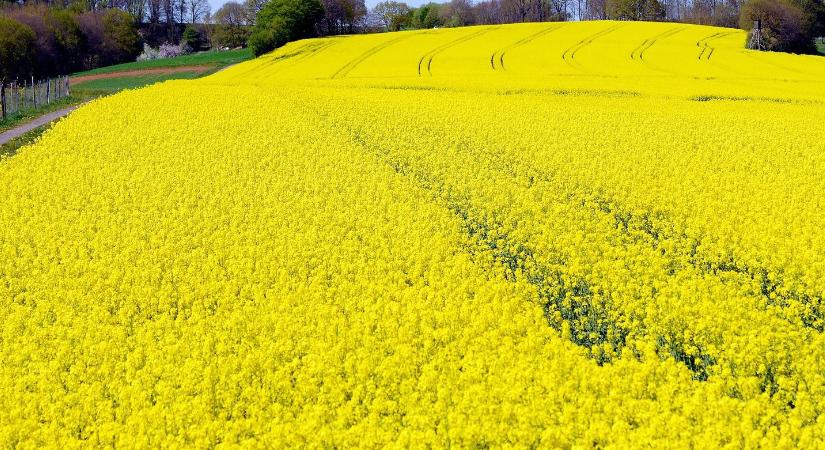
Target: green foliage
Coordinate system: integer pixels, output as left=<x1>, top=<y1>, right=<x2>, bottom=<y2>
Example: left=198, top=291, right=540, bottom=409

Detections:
left=0, top=124, right=48, bottom=159
left=606, top=0, right=666, bottom=21
left=0, top=6, right=142, bottom=79
left=372, top=1, right=412, bottom=31
left=249, top=0, right=324, bottom=56
left=50, top=9, right=87, bottom=75
left=101, top=9, right=141, bottom=62
left=182, top=25, right=203, bottom=52
left=0, top=95, right=85, bottom=133
left=411, top=3, right=442, bottom=29
left=0, top=16, right=36, bottom=82
left=741, top=0, right=812, bottom=53
left=213, top=2, right=251, bottom=49
left=795, top=0, right=825, bottom=38
left=212, top=24, right=252, bottom=49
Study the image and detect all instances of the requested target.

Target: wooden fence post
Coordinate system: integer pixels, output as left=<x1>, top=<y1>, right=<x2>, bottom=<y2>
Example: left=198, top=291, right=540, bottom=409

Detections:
left=1, top=82, right=6, bottom=120
left=46, top=78, right=50, bottom=105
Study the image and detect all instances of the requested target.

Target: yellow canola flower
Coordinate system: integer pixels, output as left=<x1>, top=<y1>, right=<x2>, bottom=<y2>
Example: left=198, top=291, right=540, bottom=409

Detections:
left=3, top=20, right=825, bottom=448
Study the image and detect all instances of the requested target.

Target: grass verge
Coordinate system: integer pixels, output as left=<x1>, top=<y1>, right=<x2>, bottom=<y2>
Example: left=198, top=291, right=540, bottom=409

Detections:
left=72, top=49, right=253, bottom=77
left=72, top=72, right=202, bottom=96
left=0, top=124, right=48, bottom=158
left=0, top=95, right=92, bottom=133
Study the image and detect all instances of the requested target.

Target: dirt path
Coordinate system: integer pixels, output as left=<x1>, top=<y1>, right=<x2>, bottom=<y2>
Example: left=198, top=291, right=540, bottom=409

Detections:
left=71, top=65, right=214, bottom=85
left=0, top=105, right=81, bottom=146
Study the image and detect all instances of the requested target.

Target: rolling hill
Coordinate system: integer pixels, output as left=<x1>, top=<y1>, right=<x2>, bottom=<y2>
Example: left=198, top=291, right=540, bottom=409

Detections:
left=2, top=21, right=825, bottom=448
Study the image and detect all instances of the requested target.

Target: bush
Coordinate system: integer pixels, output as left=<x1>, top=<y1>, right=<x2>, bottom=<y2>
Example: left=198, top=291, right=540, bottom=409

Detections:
left=137, top=43, right=160, bottom=61
left=249, top=0, right=324, bottom=56
left=159, top=42, right=191, bottom=58
left=0, top=16, right=36, bottom=82
left=137, top=42, right=191, bottom=61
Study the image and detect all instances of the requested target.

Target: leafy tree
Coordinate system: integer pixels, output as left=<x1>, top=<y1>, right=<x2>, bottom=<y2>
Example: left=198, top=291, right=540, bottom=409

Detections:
left=102, top=9, right=142, bottom=61
left=0, top=16, right=36, bottom=82
left=244, top=0, right=268, bottom=24
left=795, top=0, right=825, bottom=39
left=248, top=0, right=323, bottom=56
left=373, top=1, right=411, bottom=31
left=213, top=1, right=251, bottom=48
left=51, top=9, right=87, bottom=75
left=182, top=24, right=203, bottom=50
left=77, top=9, right=141, bottom=68
left=741, top=0, right=811, bottom=52
left=411, top=3, right=442, bottom=28
left=606, top=0, right=665, bottom=21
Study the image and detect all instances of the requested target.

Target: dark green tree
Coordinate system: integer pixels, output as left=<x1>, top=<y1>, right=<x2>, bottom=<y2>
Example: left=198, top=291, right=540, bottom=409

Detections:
left=248, top=0, right=324, bottom=56
left=182, top=24, right=203, bottom=51
left=102, top=9, right=142, bottom=63
left=51, top=9, right=87, bottom=75
left=411, top=3, right=442, bottom=29
left=741, top=0, right=811, bottom=53
left=606, top=0, right=665, bottom=21
left=0, top=16, right=36, bottom=82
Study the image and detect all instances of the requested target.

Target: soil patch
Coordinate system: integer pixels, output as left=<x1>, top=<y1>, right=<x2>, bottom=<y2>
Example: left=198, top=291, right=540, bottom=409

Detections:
left=71, top=65, right=214, bottom=85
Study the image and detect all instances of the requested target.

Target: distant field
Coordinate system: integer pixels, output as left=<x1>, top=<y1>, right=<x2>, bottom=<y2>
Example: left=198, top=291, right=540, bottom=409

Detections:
left=5, top=21, right=825, bottom=448
left=72, top=48, right=253, bottom=77
left=72, top=71, right=202, bottom=95
left=69, top=49, right=252, bottom=95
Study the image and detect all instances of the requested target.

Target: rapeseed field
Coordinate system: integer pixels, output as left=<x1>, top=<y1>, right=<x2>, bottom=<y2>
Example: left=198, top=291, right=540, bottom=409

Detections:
left=3, top=21, right=825, bottom=447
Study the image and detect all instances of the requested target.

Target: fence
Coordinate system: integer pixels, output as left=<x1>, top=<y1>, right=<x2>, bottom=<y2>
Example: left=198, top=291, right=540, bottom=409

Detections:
left=0, top=76, right=71, bottom=120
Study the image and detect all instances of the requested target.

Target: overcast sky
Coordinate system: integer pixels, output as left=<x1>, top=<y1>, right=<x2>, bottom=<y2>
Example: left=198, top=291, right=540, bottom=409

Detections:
left=206, top=0, right=430, bottom=15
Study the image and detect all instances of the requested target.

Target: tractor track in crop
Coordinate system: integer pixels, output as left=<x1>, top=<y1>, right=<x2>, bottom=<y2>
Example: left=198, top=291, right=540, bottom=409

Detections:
left=696, top=31, right=736, bottom=60
left=630, top=26, right=685, bottom=61
left=562, top=24, right=624, bottom=70
left=490, top=24, right=564, bottom=70
left=332, top=34, right=412, bottom=79
left=288, top=93, right=741, bottom=381
left=418, top=28, right=497, bottom=76
left=231, top=40, right=338, bottom=79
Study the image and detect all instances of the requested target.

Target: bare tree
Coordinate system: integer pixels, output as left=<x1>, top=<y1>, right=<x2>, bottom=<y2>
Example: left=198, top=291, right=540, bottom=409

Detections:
left=188, top=0, right=210, bottom=23
left=147, top=0, right=163, bottom=23
left=320, top=0, right=367, bottom=35
left=243, top=0, right=266, bottom=24
left=440, top=0, right=475, bottom=26
left=176, top=0, right=188, bottom=24
left=474, top=0, right=503, bottom=24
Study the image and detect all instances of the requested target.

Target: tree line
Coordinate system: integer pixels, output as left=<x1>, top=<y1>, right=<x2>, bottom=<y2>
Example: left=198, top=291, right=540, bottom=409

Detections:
left=0, top=5, right=141, bottom=82
left=1, top=0, right=823, bottom=83
left=0, top=0, right=257, bottom=82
